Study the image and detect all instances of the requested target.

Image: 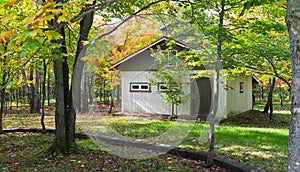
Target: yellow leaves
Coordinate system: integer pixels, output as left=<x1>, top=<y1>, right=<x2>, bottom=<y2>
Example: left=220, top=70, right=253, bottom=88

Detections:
left=85, top=0, right=94, bottom=5
left=44, top=30, right=62, bottom=41
left=279, top=0, right=286, bottom=7
left=57, top=15, right=69, bottom=23
left=4, top=0, right=18, bottom=8
left=22, top=17, right=32, bottom=26
left=0, top=15, right=13, bottom=23
left=15, top=33, right=26, bottom=44
left=81, top=41, right=89, bottom=46
left=0, top=30, right=16, bottom=44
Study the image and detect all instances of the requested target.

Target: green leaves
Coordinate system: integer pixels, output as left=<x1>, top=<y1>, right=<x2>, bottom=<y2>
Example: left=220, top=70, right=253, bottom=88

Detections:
left=23, top=37, right=44, bottom=51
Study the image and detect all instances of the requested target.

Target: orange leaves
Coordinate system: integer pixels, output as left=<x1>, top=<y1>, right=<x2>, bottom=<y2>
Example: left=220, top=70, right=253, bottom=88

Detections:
left=4, top=0, right=19, bottom=8
left=24, top=0, right=57, bottom=29
left=0, top=30, right=16, bottom=44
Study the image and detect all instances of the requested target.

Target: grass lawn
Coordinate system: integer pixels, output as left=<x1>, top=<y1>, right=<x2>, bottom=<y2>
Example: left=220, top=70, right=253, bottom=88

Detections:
left=1, top=104, right=290, bottom=171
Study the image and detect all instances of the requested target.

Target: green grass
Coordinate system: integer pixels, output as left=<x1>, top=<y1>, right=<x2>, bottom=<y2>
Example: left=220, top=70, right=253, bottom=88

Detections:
left=253, top=101, right=291, bottom=112
left=1, top=103, right=290, bottom=171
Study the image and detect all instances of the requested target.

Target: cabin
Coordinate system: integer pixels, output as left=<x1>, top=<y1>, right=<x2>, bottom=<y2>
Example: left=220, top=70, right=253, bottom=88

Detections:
left=112, top=36, right=253, bottom=120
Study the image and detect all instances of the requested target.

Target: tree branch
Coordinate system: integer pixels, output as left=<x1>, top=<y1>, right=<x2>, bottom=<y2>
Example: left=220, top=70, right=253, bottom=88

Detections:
left=228, top=51, right=291, bottom=88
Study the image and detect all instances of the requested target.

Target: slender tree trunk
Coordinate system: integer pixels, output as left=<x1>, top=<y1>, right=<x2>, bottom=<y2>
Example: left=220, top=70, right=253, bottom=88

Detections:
left=29, top=67, right=34, bottom=113
left=269, top=78, right=275, bottom=121
left=286, top=1, right=300, bottom=170
left=81, top=65, right=89, bottom=113
left=261, top=85, right=264, bottom=100
left=278, top=86, right=283, bottom=107
left=21, top=68, right=31, bottom=106
left=47, top=67, right=51, bottom=106
left=0, top=73, right=6, bottom=134
left=16, top=89, right=19, bottom=108
left=206, top=0, right=224, bottom=167
left=89, top=73, right=94, bottom=105
left=117, top=85, right=120, bottom=106
left=108, top=88, right=114, bottom=114
left=41, top=60, right=47, bottom=131
left=263, top=78, right=276, bottom=120
left=32, top=61, right=41, bottom=113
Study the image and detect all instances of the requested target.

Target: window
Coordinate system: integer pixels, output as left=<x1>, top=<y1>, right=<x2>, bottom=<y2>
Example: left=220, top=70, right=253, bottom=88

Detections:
left=240, top=82, right=244, bottom=93
left=158, top=83, right=179, bottom=92
left=158, top=83, right=168, bottom=91
left=130, top=83, right=151, bottom=92
left=160, top=50, right=178, bottom=67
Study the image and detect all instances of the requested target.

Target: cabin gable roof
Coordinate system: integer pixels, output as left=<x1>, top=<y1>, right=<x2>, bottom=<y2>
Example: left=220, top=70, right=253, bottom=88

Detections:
left=111, top=36, right=187, bottom=69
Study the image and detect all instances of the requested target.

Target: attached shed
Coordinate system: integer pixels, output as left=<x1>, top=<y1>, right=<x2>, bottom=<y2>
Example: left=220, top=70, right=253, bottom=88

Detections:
left=112, top=36, right=253, bottom=119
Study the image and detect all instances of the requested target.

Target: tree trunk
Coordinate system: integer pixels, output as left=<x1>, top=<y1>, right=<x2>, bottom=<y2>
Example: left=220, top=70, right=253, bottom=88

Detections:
left=47, top=66, right=51, bottom=106
left=54, top=59, right=67, bottom=153
left=108, top=88, right=114, bottom=114
left=41, top=60, right=47, bottom=131
left=81, top=65, right=89, bottom=113
left=261, top=85, right=264, bottom=100
left=32, top=61, right=41, bottom=113
left=56, top=0, right=95, bottom=153
left=206, top=0, right=224, bottom=167
left=29, top=67, right=34, bottom=113
left=263, top=78, right=276, bottom=119
left=21, top=68, right=31, bottom=105
left=72, top=1, right=95, bottom=113
left=286, top=1, right=300, bottom=170
left=89, top=73, right=94, bottom=105
left=117, top=85, right=120, bottom=106
left=278, top=86, right=283, bottom=107
left=0, top=73, right=6, bottom=134
left=269, top=79, right=274, bottom=121
left=16, top=89, right=19, bottom=108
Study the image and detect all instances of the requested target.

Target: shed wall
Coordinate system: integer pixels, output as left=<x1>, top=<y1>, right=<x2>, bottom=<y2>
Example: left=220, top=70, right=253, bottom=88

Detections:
left=121, top=71, right=190, bottom=115
left=226, top=75, right=252, bottom=116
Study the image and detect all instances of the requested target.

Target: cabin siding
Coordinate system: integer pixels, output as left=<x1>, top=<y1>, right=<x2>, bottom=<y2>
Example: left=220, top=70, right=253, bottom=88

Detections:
left=121, top=71, right=190, bottom=115
left=226, top=75, right=252, bottom=117
left=118, top=50, right=154, bottom=71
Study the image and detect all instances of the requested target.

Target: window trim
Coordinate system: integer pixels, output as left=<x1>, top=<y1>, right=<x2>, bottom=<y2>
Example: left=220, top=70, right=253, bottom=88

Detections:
left=158, top=83, right=168, bottom=91
left=129, top=82, right=151, bottom=92
left=157, top=82, right=179, bottom=92
left=159, top=50, right=178, bottom=67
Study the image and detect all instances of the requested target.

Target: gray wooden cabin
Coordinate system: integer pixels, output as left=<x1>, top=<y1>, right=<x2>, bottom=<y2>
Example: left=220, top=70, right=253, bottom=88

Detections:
left=112, top=36, right=253, bottom=119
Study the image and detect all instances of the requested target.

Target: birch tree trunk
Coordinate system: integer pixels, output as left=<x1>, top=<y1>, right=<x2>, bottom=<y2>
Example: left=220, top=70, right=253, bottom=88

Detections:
left=286, top=1, right=300, bottom=170
left=206, top=0, right=224, bottom=167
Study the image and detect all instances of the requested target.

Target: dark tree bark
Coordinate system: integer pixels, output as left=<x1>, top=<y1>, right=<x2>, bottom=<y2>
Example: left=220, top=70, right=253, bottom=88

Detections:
left=108, top=86, right=114, bottom=114
left=32, top=61, right=41, bottom=113
left=41, top=60, right=47, bottom=131
left=0, top=73, right=6, bottom=134
left=278, top=86, right=283, bottom=107
left=29, top=67, right=34, bottom=113
left=21, top=68, right=30, bottom=105
left=263, top=78, right=276, bottom=121
left=286, top=1, right=300, bottom=170
left=47, top=67, right=51, bottom=106
left=261, top=85, right=264, bottom=100
left=50, top=0, right=95, bottom=154
left=53, top=58, right=67, bottom=153
left=16, top=89, right=19, bottom=108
